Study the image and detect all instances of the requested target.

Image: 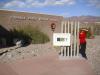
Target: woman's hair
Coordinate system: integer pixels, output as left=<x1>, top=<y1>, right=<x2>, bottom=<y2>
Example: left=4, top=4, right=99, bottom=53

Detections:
left=80, top=28, right=88, bottom=32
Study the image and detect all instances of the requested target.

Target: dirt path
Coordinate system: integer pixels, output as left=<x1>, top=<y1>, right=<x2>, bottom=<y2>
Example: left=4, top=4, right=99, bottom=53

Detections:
left=0, top=52, right=95, bottom=75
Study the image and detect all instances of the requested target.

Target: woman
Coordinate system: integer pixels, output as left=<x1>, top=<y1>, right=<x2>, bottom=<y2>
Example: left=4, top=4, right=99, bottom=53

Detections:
left=79, top=29, right=88, bottom=59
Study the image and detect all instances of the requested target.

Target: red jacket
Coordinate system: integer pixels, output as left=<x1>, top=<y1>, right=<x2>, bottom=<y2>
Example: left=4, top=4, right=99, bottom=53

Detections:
left=79, top=31, right=86, bottom=44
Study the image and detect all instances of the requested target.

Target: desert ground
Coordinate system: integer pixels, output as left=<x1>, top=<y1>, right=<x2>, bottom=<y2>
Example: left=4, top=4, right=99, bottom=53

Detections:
left=87, top=36, right=100, bottom=75
left=0, top=36, right=100, bottom=75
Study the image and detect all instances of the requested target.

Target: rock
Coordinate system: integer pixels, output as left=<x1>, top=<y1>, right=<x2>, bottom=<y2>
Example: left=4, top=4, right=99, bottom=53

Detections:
left=7, top=53, right=12, bottom=58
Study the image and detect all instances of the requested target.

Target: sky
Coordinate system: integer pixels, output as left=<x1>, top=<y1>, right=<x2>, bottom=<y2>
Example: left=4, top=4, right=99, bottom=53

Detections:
left=0, top=0, right=100, bottom=17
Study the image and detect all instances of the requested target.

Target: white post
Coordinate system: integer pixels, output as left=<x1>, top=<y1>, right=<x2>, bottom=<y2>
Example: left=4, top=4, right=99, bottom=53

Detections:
left=65, top=21, right=67, bottom=33
left=61, top=21, right=64, bottom=56
left=77, top=21, right=79, bottom=57
left=64, top=46, right=66, bottom=57
left=70, top=21, right=73, bottom=57
left=74, top=21, right=77, bottom=56
left=67, top=21, right=70, bottom=57
left=64, top=21, right=67, bottom=57
left=61, top=21, right=64, bottom=33
left=61, top=46, right=63, bottom=56
left=68, top=21, right=70, bottom=33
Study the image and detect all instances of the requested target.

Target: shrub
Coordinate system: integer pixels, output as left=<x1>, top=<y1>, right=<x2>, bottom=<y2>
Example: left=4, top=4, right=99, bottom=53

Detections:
left=23, top=26, right=50, bottom=44
left=10, top=26, right=50, bottom=45
left=86, top=31, right=91, bottom=38
left=9, top=28, right=31, bottom=46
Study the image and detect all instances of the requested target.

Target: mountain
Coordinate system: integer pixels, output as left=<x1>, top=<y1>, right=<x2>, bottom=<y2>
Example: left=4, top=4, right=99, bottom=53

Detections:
left=66, top=16, right=100, bottom=23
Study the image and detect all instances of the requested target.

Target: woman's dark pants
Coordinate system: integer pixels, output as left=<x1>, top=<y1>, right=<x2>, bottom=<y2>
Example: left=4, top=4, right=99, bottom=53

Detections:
left=79, top=42, right=87, bottom=59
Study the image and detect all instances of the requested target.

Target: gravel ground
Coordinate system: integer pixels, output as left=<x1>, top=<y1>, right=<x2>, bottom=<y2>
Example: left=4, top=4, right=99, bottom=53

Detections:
left=0, top=36, right=100, bottom=75
left=87, top=36, right=100, bottom=75
left=0, top=42, right=56, bottom=63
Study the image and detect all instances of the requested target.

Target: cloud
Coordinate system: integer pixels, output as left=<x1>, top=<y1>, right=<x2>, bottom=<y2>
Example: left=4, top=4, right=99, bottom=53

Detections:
left=87, top=0, right=100, bottom=8
left=2, top=0, right=75, bottom=8
left=54, top=0, right=75, bottom=5
left=3, top=0, right=26, bottom=8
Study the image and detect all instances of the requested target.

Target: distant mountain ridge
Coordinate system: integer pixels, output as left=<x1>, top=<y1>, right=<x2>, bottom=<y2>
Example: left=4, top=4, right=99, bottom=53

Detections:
left=66, top=16, right=100, bottom=23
